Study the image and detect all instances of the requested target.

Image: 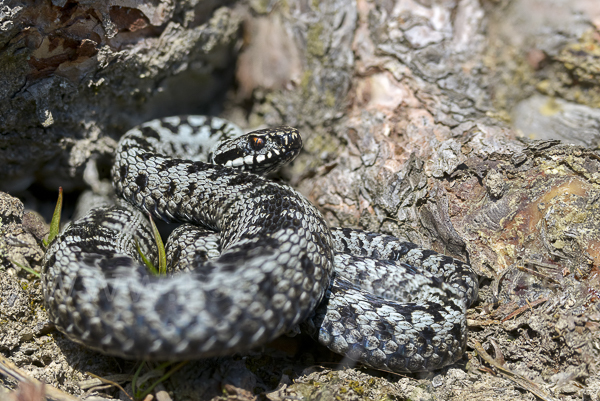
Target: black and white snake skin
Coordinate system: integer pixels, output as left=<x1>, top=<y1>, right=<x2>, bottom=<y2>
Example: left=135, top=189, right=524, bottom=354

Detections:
left=43, top=116, right=478, bottom=373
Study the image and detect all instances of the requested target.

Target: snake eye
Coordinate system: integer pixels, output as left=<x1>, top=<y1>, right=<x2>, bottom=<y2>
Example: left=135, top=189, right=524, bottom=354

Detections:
left=249, top=136, right=265, bottom=151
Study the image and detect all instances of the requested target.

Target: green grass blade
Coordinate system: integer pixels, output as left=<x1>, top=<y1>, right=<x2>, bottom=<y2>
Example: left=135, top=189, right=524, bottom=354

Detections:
left=135, top=239, right=159, bottom=276
left=136, top=361, right=188, bottom=400
left=43, top=187, right=63, bottom=247
left=9, top=259, right=41, bottom=277
left=147, top=213, right=166, bottom=275
left=131, top=361, right=145, bottom=398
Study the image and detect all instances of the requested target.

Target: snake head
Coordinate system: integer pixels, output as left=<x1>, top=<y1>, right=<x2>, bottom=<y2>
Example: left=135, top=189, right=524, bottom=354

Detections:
left=211, top=126, right=302, bottom=175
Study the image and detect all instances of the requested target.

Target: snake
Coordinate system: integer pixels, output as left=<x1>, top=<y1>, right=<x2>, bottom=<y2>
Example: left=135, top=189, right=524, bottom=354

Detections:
left=43, top=115, right=478, bottom=373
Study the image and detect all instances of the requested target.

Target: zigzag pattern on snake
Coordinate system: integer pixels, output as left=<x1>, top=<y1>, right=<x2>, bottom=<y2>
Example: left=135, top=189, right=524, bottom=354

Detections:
left=43, top=115, right=478, bottom=373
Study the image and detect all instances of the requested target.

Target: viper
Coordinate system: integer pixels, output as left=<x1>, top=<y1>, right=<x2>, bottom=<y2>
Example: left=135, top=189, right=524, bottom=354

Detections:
left=43, top=116, right=478, bottom=372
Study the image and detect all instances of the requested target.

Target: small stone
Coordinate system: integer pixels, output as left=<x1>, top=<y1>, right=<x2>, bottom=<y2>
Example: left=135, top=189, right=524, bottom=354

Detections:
left=0, top=191, right=24, bottom=226
left=22, top=211, right=49, bottom=243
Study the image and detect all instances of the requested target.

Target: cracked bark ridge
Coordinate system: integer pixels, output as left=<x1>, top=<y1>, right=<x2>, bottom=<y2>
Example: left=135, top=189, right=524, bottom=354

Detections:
left=0, top=1, right=240, bottom=191
left=458, top=140, right=600, bottom=278
left=294, top=0, right=507, bottom=256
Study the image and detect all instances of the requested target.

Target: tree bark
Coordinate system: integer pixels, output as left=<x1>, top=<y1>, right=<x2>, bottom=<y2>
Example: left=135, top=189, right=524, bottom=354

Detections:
left=1, top=0, right=599, bottom=399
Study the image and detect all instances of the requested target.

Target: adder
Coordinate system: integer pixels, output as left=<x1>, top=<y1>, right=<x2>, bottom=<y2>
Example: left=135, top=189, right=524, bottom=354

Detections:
left=43, top=115, right=478, bottom=372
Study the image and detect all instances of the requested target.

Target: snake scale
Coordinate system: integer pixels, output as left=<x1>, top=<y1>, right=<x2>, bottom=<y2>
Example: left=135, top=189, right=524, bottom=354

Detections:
left=43, top=116, right=478, bottom=373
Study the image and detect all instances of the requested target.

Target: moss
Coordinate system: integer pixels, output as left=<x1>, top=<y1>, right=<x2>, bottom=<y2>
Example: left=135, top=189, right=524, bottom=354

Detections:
left=348, top=380, right=365, bottom=395
left=290, top=371, right=392, bottom=400
left=300, top=69, right=313, bottom=93
left=324, top=90, right=336, bottom=108
left=487, top=28, right=600, bottom=115
left=556, top=31, right=600, bottom=83
left=538, top=97, right=562, bottom=116
left=307, top=23, right=325, bottom=57
left=248, top=0, right=272, bottom=14
left=304, top=130, right=339, bottom=156
left=539, top=30, right=600, bottom=108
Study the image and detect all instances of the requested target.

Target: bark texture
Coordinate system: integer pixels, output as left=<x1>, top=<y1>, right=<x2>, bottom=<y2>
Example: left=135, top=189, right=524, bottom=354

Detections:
left=1, top=0, right=600, bottom=400
left=0, top=1, right=240, bottom=191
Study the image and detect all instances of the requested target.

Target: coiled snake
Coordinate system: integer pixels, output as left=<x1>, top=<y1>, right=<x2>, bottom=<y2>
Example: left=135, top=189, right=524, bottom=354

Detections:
left=43, top=116, right=478, bottom=373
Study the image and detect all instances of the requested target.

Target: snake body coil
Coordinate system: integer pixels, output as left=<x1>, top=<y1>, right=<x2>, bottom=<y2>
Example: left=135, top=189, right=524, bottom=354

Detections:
left=43, top=116, right=478, bottom=372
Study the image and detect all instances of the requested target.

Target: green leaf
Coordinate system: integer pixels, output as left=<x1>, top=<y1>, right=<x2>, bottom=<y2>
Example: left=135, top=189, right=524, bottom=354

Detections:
left=135, top=239, right=159, bottom=276
left=135, top=213, right=166, bottom=276
left=43, top=187, right=63, bottom=247
left=131, top=361, right=145, bottom=399
left=9, top=259, right=41, bottom=278
left=147, top=213, right=166, bottom=276
left=133, top=361, right=188, bottom=400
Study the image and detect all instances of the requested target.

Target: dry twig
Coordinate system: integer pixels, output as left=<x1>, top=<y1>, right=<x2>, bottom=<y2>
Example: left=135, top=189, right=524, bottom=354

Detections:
left=0, top=353, right=80, bottom=401
left=470, top=339, right=558, bottom=401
